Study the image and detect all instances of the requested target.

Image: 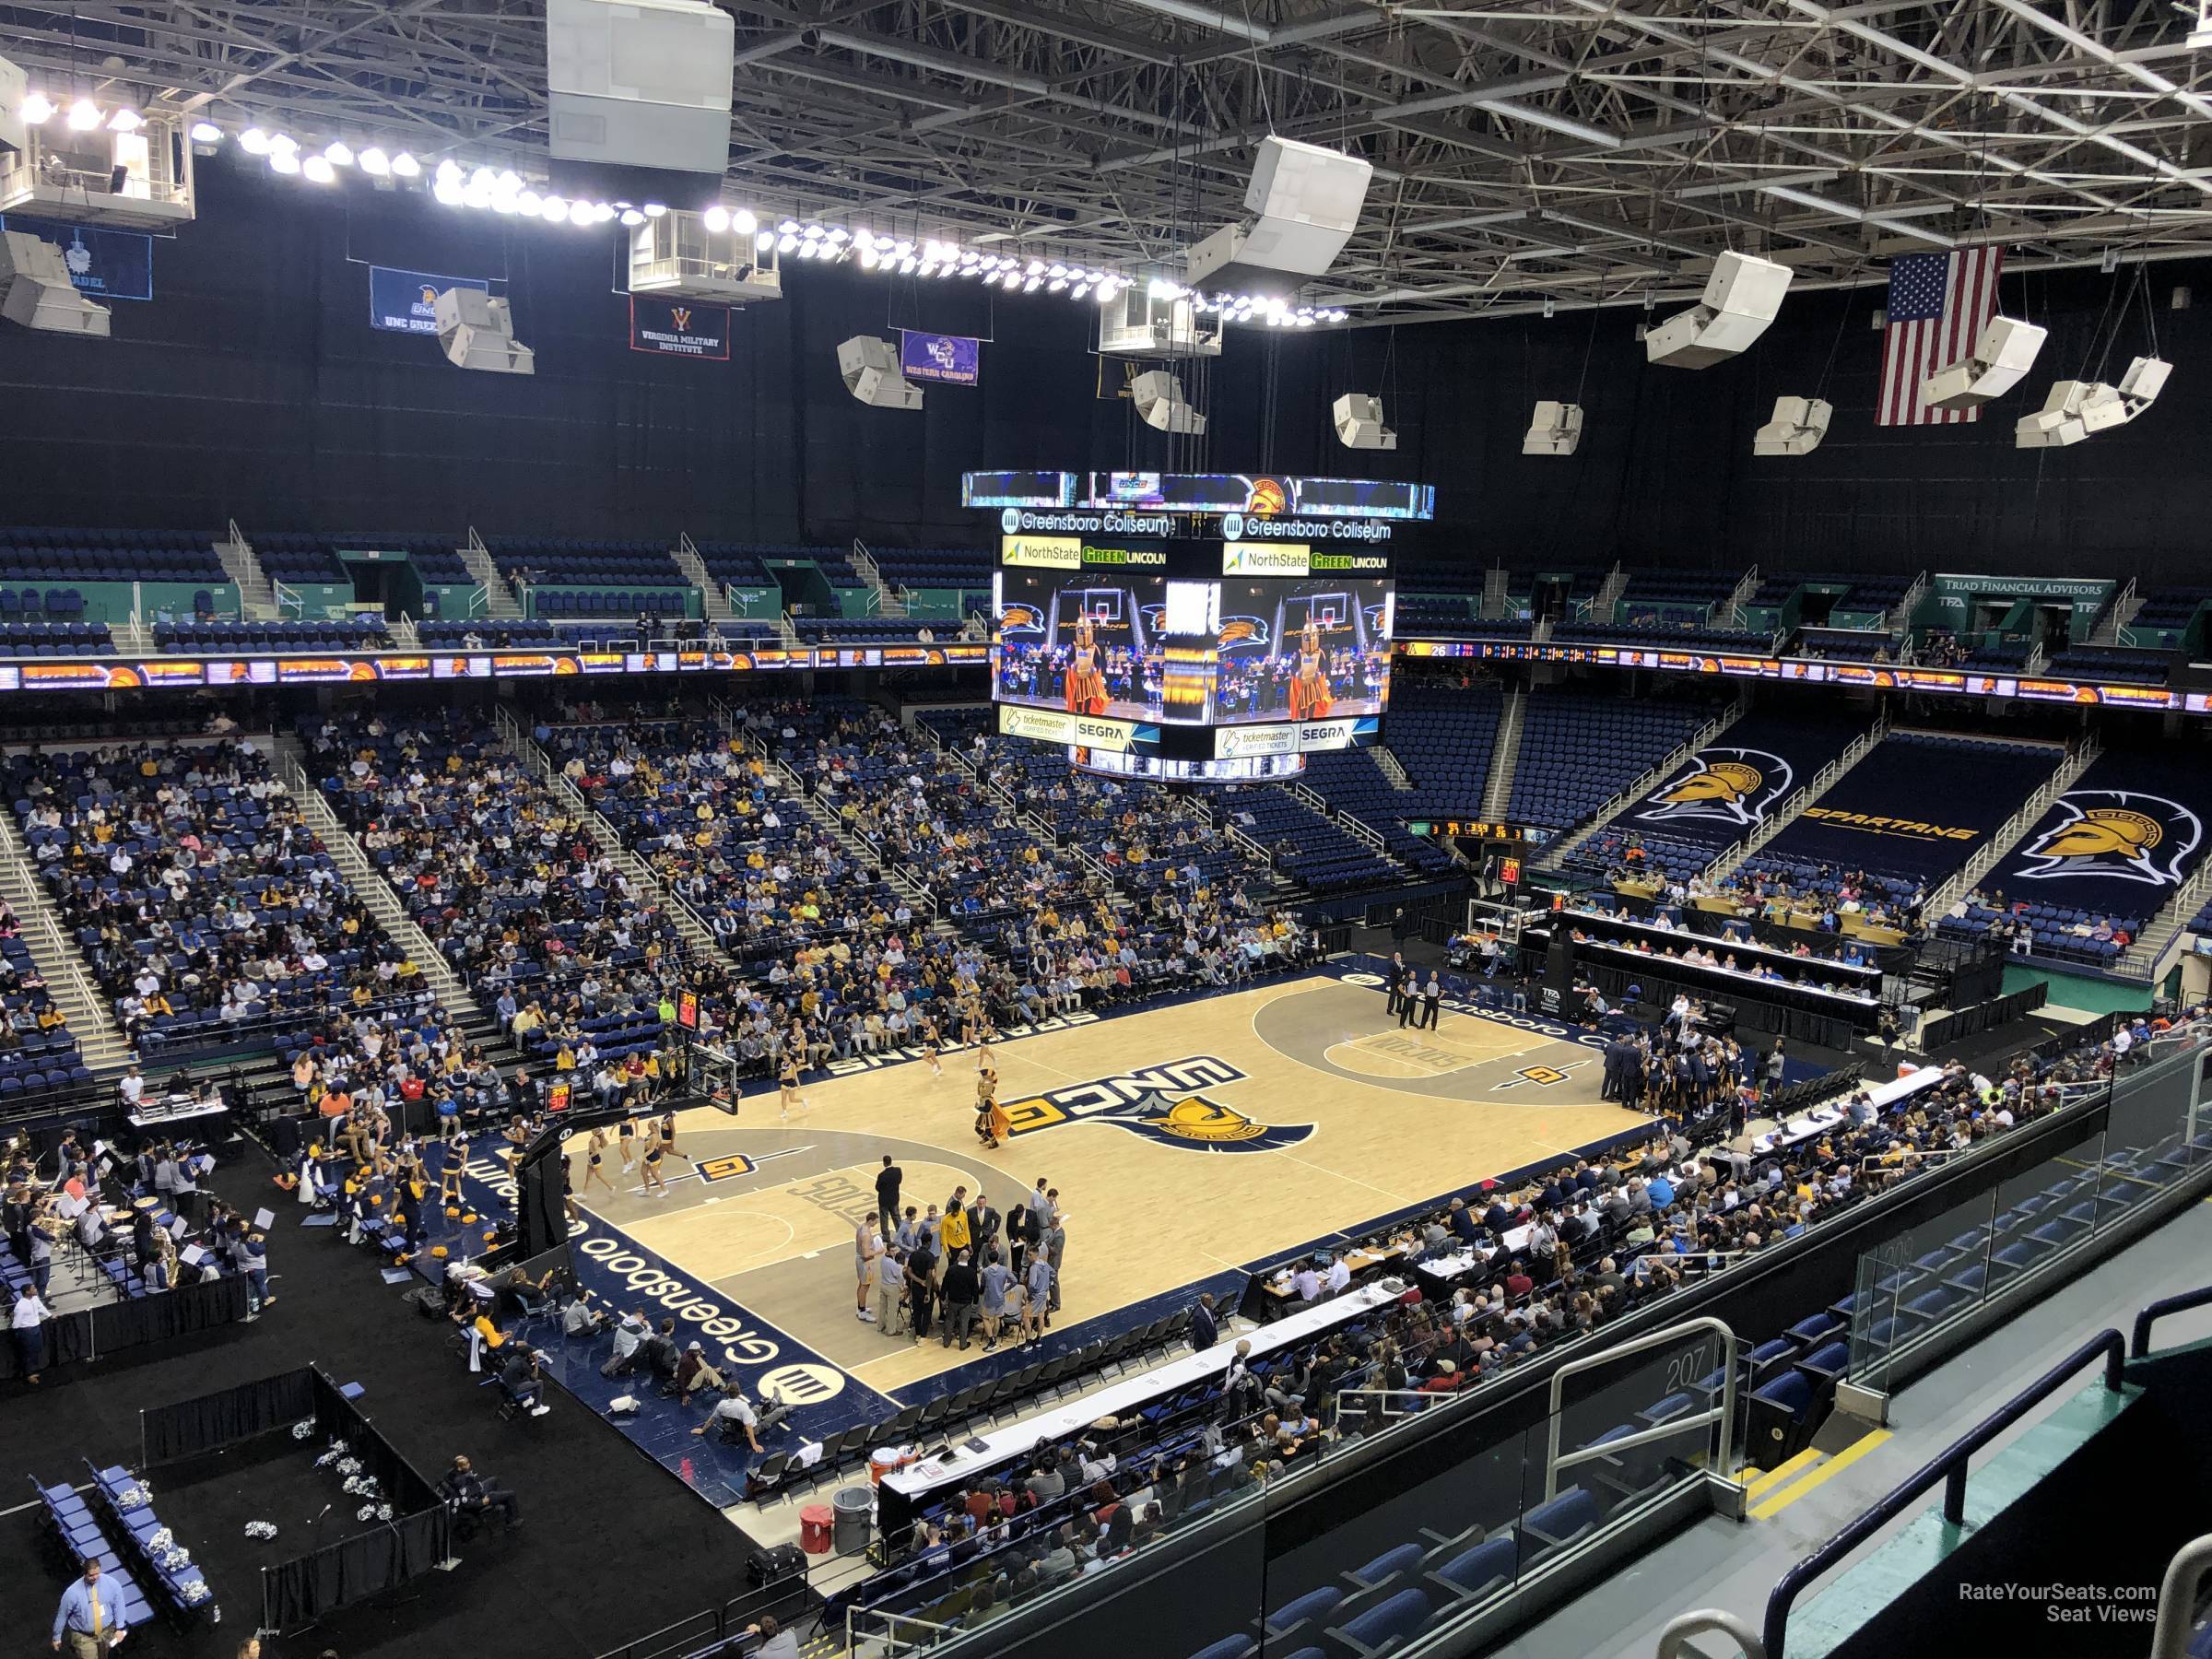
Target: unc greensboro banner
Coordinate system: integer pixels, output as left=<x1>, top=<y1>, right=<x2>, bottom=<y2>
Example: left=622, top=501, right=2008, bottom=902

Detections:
left=370, top=265, right=490, bottom=335
left=0, top=214, right=152, bottom=300
left=900, top=328, right=980, bottom=385
left=629, top=294, right=730, bottom=359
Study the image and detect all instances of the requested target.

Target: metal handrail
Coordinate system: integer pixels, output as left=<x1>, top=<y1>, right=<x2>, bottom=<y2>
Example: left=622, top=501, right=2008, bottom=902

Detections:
left=2131, top=1284, right=2212, bottom=1359
left=1761, top=1329, right=2127, bottom=1658
left=1658, top=1608, right=1766, bottom=1659
left=1546, top=1315, right=1738, bottom=1500
left=2151, top=1532, right=2212, bottom=1659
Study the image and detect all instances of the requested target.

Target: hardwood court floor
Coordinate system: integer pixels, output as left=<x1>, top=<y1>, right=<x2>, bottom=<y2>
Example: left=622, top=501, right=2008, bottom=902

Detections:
left=580, top=974, right=1643, bottom=1396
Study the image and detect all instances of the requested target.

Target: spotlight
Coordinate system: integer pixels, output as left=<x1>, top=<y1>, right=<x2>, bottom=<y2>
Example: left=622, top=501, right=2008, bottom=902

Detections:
left=1523, top=400, right=1583, bottom=456
left=1072, top=282, right=1089, bottom=299
left=755, top=229, right=775, bottom=252
left=1023, top=276, right=1041, bottom=292
left=778, top=232, right=798, bottom=253
left=1027, top=260, right=1045, bottom=276
left=778, top=218, right=799, bottom=235
left=1002, top=271, right=1021, bottom=289
left=324, top=139, right=354, bottom=166
left=593, top=202, right=614, bottom=222
left=302, top=155, right=336, bottom=184
left=270, top=149, right=302, bottom=176
left=20, top=91, right=54, bottom=125
left=189, top=120, right=222, bottom=144
left=435, top=158, right=462, bottom=183
left=702, top=204, right=730, bottom=233
left=358, top=147, right=391, bottom=176
left=643, top=203, right=666, bottom=218
left=432, top=173, right=464, bottom=206
left=568, top=200, right=594, bottom=226
left=518, top=190, right=542, bottom=215
left=470, top=167, right=496, bottom=194
left=732, top=208, right=756, bottom=236
left=541, top=196, right=569, bottom=224
left=620, top=208, right=644, bottom=227
left=803, top=223, right=823, bottom=240
left=268, top=132, right=299, bottom=155
left=67, top=97, right=100, bottom=131
left=1049, top=278, right=1067, bottom=293
left=899, top=255, right=917, bottom=274
left=105, top=107, right=143, bottom=134
left=859, top=246, right=880, bottom=270
left=389, top=152, right=420, bottom=179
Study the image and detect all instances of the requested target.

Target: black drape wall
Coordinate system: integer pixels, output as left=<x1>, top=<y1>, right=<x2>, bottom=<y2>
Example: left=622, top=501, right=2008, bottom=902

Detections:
left=2, top=154, right=2206, bottom=578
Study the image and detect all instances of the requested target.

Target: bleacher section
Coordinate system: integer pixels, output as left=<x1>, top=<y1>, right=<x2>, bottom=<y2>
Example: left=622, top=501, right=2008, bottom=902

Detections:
left=1300, top=748, right=1457, bottom=873
left=2045, top=644, right=2174, bottom=686
left=483, top=536, right=687, bottom=614
left=0, top=527, right=228, bottom=585
left=1505, top=692, right=1707, bottom=833
left=1377, top=685, right=1505, bottom=818
left=872, top=547, right=991, bottom=592
left=692, top=542, right=774, bottom=590
left=0, top=622, right=113, bottom=657
left=1738, top=733, right=2061, bottom=910
left=1939, top=749, right=2212, bottom=965
left=1616, top=569, right=1744, bottom=625
left=1573, top=711, right=1871, bottom=883
left=251, top=530, right=349, bottom=586
left=2127, top=585, right=2212, bottom=650
left=1220, top=786, right=1399, bottom=890
left=8, top=738, right=406, bottom=1056
left=0, top=899, right=88, bottom=1100
left=300, top=712, right=697, bottom=1059
left=153, top=618, right=391, bottom=654
left=1554, top=621, right=1771, bottom=653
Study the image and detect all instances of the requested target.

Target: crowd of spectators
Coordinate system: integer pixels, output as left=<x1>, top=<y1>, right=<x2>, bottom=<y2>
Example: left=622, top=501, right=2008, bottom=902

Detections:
left=9, top=738, right=415, bottom=1052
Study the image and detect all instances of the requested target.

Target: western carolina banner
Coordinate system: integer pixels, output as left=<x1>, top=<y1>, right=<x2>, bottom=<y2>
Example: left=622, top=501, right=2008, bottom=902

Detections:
left=370, top=265, right=489, bottom=335
left=900, top=328, right=980, bottom=385
left=0, top=214, right=152, bottom=300
left=629, top=294, right=730, bottom=359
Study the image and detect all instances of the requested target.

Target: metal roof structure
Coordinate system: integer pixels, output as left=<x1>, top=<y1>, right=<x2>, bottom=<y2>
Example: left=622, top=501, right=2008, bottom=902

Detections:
left=6, top=0, right=2211, bottom=323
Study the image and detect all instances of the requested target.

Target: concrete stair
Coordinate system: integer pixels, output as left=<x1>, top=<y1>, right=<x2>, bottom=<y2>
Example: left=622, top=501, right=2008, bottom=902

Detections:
left=676, top=534, right=738, bottom=625
left=0, top=813, right=131, bottom=1069
left=851, top=541, right=908, bottom=618
left=1480, top=688, right=1525, bottom=821
left=459, top=529, right=524, bottom=620
left=217, top=520, right=278, bottom=618
left=1372, top=745, right=1416, bottom=792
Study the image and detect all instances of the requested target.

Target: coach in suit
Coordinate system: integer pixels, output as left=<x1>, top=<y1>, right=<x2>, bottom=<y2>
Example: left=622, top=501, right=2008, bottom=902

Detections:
left=1189, top=1291, right=1218, bottom=1352
left=1385, top=954, right=1410, bottom=1018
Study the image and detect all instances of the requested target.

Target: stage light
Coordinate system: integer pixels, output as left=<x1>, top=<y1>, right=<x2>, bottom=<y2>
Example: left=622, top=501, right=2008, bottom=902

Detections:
left=1072, top=282, right=1089, bottom=299
left=302, top=154, right=336, bottom=184
left=803, top=223, right=823, bottom=241
left=755, top=229, right=775, bottom=252
left=937, top=263, right=954, bottom=278
left=893, top=240, right=913, bottom=259
left=619, top=208, right=644, bottom=227
left=593, top=202, right=615, bottom=222
left=1752, top=394, right=1833, bottom=456
left=568, top=200, right=594, bottom=226
left=270, top=148, right=302, bottom=175
left=1924, top=315, right=2048, bottom=412
left=435, top=158, right=461, bottom=183
left=389, top=152, right=419, bottom=178
left=1646, top=250, right=1792, bottom=369
left=324, top=139, right=353, bottom=166
left=1027, top=260, right=1045, bottom=276
left=918, top=261, right=936, bottom=277
left=731, top=208, right=755, bottom=236
left=794, top=241, right=815, bottom=259
left=1022, top=276, right=1041, bottom=291
left=826, top=227, right=849, bottom=244
left=778, top=232, right=798, bottom=253
left=103, top=106, right=142, bottom=134
left=470, top=167, right=497, bottom=194
left=67, top=97, right=100, bottom=131
left=642, top=202, right=666, bottom=218
left=517, top=190, right=542, bottom=215
left=497, top=170, right=521, bottom=194
left=358, top=147, right=391, bottom=175
left=1096, top=279, right=1119, bottom=301
left=1049, top=277, right=1067, bottom=292
left=541, top=196, right=569, bottom=224
left=1523, top=400, right=1583, bottom=456
left=859, top=246, right=880, bottom=270
left=189, top=120, right=222, bottom=144
left=778, top=218, right=799, bottom=235
left=269, top=133, right=299, bottom=156
left=1048, top=264, right=1067, bottom=280
left=20, top=91, right=54, bottom=125
left=702, top=204, right=730, bottom=233
left=1002, top=271, right=1021, bottom=290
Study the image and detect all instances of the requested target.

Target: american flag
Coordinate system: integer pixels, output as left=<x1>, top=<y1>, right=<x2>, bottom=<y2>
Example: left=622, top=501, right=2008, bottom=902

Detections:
left=1878, top=247, right=2005, bottom=426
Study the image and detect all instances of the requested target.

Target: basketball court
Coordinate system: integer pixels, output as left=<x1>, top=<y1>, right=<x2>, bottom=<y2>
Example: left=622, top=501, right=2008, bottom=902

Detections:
left=576, top=969, right=1644, bottom=1397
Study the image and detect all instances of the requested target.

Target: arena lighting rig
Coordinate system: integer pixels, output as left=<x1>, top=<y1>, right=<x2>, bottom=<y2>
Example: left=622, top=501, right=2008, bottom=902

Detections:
left=969, top=470, right=1430, bottom=783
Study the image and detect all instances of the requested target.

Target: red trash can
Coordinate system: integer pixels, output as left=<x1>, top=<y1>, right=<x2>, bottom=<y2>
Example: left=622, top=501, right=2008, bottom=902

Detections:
left=799, top=1503, right=835, bottom=1554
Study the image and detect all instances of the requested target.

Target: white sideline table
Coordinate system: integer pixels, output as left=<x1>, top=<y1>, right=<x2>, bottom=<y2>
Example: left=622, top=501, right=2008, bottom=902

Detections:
left=1750, top=1064, right=1948, bottom=1157
left=879, top=1282, right=1397, bottom=1508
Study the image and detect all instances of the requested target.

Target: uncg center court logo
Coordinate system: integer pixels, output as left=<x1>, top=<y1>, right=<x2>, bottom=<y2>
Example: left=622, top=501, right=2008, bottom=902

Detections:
left=1000, top=1055, right=1314, bottom=1152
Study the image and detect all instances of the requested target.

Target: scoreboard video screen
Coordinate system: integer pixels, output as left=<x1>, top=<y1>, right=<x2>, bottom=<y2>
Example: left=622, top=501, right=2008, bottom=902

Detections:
left=990, top=535, right=1394, bottom=778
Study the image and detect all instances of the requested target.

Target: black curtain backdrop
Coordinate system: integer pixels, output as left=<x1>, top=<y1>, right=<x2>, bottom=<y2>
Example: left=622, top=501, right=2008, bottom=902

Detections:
left=0, top=1274, right=249, bottom=1382
left=2, top=155, right=2207, bottom=577
left=141, top=1364, right=317, bottom=1465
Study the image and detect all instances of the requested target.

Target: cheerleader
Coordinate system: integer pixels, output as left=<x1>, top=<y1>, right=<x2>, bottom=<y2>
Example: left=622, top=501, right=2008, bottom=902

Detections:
left=616, top=1115, right=638, bottom=1176
left=656, top=1112, right=693, bottom=1166
left=921, top=1016, right=943, bottom=1077
left=582, top=1127, right=614, bottom=1197
left=639, top=1133, right=668, bottom=1198
left=437, top=1133, right=468, bottom=1210
left=779, top=1054, right=808, bottom=1121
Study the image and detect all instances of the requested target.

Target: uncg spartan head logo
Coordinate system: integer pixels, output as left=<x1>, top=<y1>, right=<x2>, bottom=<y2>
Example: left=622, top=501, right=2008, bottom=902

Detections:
left=998, top=1055, right=1314, bottom=1153
left=1636, top=747, right=1794, bottom=830
left=2017, top=789, right=2203, bottom=887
